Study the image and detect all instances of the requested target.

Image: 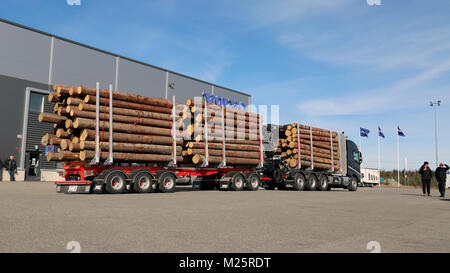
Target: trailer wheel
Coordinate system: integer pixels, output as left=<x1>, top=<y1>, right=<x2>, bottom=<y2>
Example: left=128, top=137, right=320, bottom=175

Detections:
left=245, top=173, right=260, bottom=191
left=133, top=172, right=154, bottom=193
left=348, top=177, right=358, bottom=192
left=230, top=173, right=245, bottom=191
left=105, top=172, right=127, bottom=194
left=305, top=174, right=318, bottom=191
left=293, top=173, right=306, bottom=191
left=158, top=172, right=177, bottom=193
left=317, top=174, right=329, bottom=191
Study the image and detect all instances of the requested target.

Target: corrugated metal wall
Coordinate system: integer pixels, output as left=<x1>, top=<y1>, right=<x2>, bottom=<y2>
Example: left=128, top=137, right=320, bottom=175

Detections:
left=26, top=98, right=57, bottom=170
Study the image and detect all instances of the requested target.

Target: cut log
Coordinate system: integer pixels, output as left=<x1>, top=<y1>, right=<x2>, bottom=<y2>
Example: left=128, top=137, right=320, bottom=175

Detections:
left=80, top=129, right=183, bottom=146
left=80, top=141, right=181, bottom=155
left=187, top=142, right=260, bottom=151
left=192, top=154, right=260, bottom=165
left=75, top=86, right=173, bottom=108
left=78, top=103, right=175, bottom=121
left=84, top=95, right=172, bottom=114
left=187, top=148, right=260, bottom=159
left=38, top=113, right=67, bottom=123
left=80, top=150, right=183, bottom=162
left=70, top=109, right=181, bottom=129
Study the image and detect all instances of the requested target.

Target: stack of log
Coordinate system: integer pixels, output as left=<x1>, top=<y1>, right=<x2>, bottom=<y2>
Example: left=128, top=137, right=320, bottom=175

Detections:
left=39, top=84, right=190, bottom=163
left=182, top=98, right=263, bottom=166
left=275, top=123, right=340, bottom=170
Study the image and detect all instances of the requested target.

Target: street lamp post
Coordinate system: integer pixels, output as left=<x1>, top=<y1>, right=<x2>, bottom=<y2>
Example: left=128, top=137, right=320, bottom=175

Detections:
left=430, top=100, right=441, bottom=168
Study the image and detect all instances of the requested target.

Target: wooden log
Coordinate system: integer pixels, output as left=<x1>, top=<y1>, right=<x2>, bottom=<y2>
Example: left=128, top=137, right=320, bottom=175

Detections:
left=193, top=135, right=260, bottom=145
left=49, top=137, right=63, bottom=146
left=78, top=103, right=175, bottom=121
left=192, top=154, right=260, bottom=165
left=80, top=141, right=181, bottom=155
left=288, top=159, right=339, bottom=171
left=80, top=129, right=183, bottom=146
left=41, top=134, right=57, bottom=146
left=67, top=97, right=83, bottom=106
left=84, top=95, right=172, bottom=114
left=187, top=142, right=260, bottom=151
left=80, top=150, right=183, bottom=162
left=75, top=86, right=173, bottom=108
left=48, top=93, right=60, bottom=103
left=72, top=117, right=172, bottom=136
left=56, top=86, right=73, bottom=96
left=194, top=114, right=260, bottom=128
left=187, top=148, right=260, bottom=159
left=38, top=113, right=67, bottom=123
left=47, top=151, right=80, bottom=162
left=70, top=109, right=181, bottom=129
left=55, top=129, right=70, bottom=139
left=69, top=141, right=81, bottom=152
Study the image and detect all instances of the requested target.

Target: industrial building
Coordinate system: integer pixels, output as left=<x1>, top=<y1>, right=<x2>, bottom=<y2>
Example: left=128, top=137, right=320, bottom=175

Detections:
left=0, top=18, right=251, bottom=181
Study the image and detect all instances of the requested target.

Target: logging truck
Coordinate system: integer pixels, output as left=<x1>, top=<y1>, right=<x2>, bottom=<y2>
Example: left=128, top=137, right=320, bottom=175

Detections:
left=46, top=83, right=361, bottom=194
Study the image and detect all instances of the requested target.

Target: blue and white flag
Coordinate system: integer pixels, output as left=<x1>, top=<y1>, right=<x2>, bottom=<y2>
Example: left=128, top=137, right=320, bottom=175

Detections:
left=397, top=126, right=405, bottom=137
left=378, top=126, right=385, bottom=138
left=360, top=127, right=370, bottom=137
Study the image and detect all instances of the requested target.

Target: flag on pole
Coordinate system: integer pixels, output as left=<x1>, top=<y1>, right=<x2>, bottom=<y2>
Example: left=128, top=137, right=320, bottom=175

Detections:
left=360, top=127, right=370, bottom=137
left=397, top=126, right=406, bottom=137
left=378, top=126, right=385, bottom=138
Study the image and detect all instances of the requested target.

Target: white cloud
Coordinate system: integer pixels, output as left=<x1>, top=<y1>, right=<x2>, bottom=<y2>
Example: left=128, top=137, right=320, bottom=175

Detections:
left=297, top=59, right=450, bottom=116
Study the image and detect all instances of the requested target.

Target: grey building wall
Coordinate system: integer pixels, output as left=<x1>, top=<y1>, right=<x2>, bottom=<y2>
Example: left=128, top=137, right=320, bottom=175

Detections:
left=0, top=21, right=51, bottom=84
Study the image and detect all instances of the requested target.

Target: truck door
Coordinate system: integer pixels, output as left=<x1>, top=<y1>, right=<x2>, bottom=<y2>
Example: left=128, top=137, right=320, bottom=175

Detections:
left=346, top=140, right=361, bottom=181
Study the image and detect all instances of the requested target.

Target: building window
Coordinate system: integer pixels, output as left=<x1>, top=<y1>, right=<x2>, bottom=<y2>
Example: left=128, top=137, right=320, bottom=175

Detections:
left=29, top=92, right=44, bottom=113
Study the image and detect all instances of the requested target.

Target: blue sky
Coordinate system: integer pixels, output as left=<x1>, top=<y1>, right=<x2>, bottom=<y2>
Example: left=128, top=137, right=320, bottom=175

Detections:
left=1, top=0, right=450, bottom=170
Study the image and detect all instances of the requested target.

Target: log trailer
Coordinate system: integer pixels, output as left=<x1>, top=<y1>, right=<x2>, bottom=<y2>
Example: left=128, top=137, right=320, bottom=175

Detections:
left=55, top=84, right=362, bottom=194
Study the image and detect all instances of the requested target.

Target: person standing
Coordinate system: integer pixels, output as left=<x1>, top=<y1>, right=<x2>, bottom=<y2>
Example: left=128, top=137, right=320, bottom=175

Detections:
left=435, top=163, right=449, bottom=198
left=5, top=155, right=17, bottom=182
left=419, top=161, right=433, bottom=196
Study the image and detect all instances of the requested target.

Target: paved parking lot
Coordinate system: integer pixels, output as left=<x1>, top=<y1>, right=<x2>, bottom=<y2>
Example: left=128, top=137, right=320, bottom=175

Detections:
left=0, top=181, right=448, bottom=253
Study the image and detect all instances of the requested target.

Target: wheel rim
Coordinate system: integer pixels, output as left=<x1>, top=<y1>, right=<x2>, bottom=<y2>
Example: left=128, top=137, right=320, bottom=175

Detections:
left=310, top=177, right=316, bottom=188
left=163, top=176, right=174, bottom=189
left=111, top=176, right=124, bottom=190
left=297, top=177, right=304, bottom=187
left=138, top=176, right=151, bottom=190
left=250, top=177, right=259, bottom=188
left=321, top=178, right=327, bottom=188
left=235, top=177, right=244, bottom=188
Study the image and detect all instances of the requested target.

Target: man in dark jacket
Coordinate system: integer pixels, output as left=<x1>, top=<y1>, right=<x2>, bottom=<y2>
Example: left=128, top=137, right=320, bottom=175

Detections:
left=435, top=163, right=449, bottom=198
left=0, top=159, right=3, bottom=181
left=4, top=155, right=17, bottom=182
left=419, top=161, right=433, bottom=196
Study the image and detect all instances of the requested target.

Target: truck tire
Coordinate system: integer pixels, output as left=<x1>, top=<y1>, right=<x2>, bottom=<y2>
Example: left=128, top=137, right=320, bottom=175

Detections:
left=317, top=174, right=329, bottom=191
left=230, top=173, right=245, bottom=191
left=293, top=173, right=306, bottom=191
left=105, top=172, right=127, bottom=194
left=133, top=172, right=154, bottom=193
left=158, top=172, right=177, bottom=193
left=245, top=173, right=260, bottom=191
left=305, top=174, right=318, bottom=191
left=348, top=177, right=358, bottom=192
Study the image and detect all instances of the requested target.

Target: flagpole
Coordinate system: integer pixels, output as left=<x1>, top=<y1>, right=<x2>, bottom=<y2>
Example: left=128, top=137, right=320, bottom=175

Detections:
left=378, top=130, right=381, bottom=186
left=397, top=126, right=400, bottom=188
left=359, top=130, right=362, bottom=168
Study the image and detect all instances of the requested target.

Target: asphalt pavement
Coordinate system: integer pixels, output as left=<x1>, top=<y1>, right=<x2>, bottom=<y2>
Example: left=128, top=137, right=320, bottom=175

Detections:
left=0, top=181, right=448, bottom=253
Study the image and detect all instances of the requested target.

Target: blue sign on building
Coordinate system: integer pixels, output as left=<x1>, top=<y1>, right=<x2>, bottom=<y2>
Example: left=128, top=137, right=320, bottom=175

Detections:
left=203, top=92, right=247, bottom=110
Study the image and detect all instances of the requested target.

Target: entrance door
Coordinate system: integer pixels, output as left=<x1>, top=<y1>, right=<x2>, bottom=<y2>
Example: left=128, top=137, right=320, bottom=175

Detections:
left=25, top=151, right=41, bottom=181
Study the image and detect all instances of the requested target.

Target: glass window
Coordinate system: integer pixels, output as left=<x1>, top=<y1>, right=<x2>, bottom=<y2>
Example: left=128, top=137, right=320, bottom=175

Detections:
left=353, top=151, right=359, bottom=162
left=29, top=92, right=44, bottom=113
